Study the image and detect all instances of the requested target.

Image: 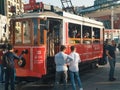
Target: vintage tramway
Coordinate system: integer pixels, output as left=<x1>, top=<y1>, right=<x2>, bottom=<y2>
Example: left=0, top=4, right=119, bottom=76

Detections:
left=9, top=11, right=104, bottom=79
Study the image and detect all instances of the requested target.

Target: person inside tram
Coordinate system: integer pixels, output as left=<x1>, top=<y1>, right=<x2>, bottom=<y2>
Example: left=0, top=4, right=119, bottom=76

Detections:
left=75, top=31, right=81, bottom=38
left=69, top=26, right=77, bottom=38
left=83, top=32, right=91, bottom=44
left=84, top=32, right=90, bottom=38
left=72, top=28, right=77, bottom=38
left=34, top=35, right=37, bottom=45
left=92, top=30, right=101, bottom=43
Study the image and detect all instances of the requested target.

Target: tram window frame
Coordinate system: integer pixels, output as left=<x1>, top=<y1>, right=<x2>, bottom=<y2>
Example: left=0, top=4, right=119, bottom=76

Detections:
left=82, top=25, right=92, bottom=44
left=14, top=19, right=32, bottom=45
left=93, top=27, right=100, bottom=43
left=68, top=23, right=81, bottom=44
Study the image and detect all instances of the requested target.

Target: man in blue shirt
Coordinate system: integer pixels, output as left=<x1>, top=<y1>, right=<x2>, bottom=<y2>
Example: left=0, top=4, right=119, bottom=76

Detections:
left=106, top=40, right=116, bottom=81
left=54, top=45, right=73, bottom=90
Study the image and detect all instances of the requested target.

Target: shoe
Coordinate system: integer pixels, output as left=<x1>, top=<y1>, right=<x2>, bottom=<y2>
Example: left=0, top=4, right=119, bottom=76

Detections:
left=80, top=88, right=83, bottom=90
left=109, top=78, right=116, bottom=81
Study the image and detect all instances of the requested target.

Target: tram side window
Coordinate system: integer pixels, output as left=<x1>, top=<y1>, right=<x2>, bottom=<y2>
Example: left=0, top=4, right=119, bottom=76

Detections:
left=93, top=28, right=100, bottom=43
left=82, top=25, right=92, bottom=44
left=68, top=23, right=81, bottom=44
left=15, top=22, right=22, bottom=44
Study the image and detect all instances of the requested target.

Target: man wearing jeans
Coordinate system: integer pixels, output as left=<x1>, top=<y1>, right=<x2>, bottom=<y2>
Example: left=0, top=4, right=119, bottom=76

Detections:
left=54, top=45, right=73, bottom=90
left=69, top=46, right=83, bottom=90
left=106, top=40, right=116, bottom=81
left=0, top=44, right=8, bottom=83
left=2, top=44, right=23, bottom=90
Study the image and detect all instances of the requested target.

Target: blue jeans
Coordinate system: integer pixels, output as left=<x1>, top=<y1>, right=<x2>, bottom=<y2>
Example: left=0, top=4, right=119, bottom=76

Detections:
left=69, top=71, right=82, bottom=90
left=54, top=71, right=68, bottom=90
left=4, top=68, right=15, bottom=90
left=108, top=58, right=116, bottom=79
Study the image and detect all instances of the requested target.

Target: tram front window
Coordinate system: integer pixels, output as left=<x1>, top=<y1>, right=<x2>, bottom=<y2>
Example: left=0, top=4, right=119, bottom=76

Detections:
left=15, top=22, right=22, bottom=44
left=15, top=21, right=31, bottom=44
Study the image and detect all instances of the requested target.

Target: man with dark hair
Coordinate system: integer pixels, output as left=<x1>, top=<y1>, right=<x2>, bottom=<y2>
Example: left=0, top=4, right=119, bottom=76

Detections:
left=54, top=45, right=73, bottom=90
left=2, top=44, right=22, bottom=90
left=106, top=40, right=116, bottom=81
left=69, top=46, right=83, bottom=90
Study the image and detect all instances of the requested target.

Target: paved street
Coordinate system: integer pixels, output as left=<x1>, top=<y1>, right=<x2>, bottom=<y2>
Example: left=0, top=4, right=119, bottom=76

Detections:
left=82, top=52, right=120, bottom=90
left=1, top=52, right=120, bottom=90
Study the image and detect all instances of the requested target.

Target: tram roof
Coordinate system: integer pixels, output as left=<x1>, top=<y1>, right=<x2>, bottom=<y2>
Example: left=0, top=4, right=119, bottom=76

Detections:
left=61, top=11, right=103, bottom=26
left=12, top=11, right=103, bottom=26
left=12, top=11, right=63, bottom=20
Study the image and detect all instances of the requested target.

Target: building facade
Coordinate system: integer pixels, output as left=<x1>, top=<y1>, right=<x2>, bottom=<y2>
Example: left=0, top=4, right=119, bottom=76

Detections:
left=0, top=0, right=24, bottom=18
left=0, top=0, right=24, bottom=43
left=78, top=0, right=120, bottom=41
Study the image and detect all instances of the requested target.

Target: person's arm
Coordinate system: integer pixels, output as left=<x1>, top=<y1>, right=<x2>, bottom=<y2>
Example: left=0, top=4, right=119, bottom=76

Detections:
left=66, top=54, right=73, bottom=63
left=106, top=50, right=112, bottom=59
left=78, top=54, right=81, bottom=63
left=13, top=53, right=21, bottom=60
left=13, top=53, right=23, bottom=65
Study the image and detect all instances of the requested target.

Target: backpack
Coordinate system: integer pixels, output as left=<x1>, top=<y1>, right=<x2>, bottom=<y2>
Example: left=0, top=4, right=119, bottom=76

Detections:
left=2, top=54, right=13, bottom=68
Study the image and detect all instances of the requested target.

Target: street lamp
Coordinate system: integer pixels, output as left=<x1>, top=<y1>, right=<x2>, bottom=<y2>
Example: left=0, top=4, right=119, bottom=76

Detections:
left=111, top=6, right=114, bottom=40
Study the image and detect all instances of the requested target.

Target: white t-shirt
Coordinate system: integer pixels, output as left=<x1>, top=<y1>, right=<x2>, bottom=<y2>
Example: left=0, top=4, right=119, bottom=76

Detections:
left=55, top=52, right=73, bottom=72
left=69, top=52, right=81, bottom=72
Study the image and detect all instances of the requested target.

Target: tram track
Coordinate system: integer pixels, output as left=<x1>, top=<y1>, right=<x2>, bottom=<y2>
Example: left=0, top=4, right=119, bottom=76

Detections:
left=15, top=64, right=104, bottom=90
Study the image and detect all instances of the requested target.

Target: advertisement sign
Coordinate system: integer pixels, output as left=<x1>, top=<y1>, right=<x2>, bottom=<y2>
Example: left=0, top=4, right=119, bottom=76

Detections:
left=33, top=47, right=46, bottom=75
left=29, top=0, right=36, bottom=4
left=24, top=1, right=44, bottom=11
left=24, top=4, right=33, bottom=11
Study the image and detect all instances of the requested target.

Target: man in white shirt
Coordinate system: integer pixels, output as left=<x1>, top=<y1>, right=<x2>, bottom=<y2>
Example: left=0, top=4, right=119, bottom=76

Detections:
left=69, top=46, right=83, bottom=90
left=54, top=45, right=73, bottom=90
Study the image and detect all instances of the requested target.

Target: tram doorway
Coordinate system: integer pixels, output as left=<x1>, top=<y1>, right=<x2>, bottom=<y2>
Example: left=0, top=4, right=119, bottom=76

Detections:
left=45, top=19, right=62, bottom=76
left=47, top=19, right=62, bottom=57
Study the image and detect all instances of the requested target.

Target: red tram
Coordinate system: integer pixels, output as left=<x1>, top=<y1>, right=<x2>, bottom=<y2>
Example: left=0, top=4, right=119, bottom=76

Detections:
left=9, top=11, right=104, bottom=79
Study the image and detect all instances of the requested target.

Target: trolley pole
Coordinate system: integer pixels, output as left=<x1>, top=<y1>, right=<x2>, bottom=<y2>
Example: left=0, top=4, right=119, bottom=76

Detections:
left=111, top=6, right=114, bottom=40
